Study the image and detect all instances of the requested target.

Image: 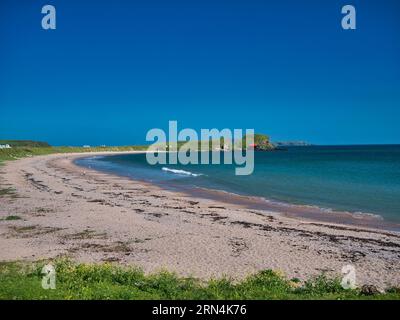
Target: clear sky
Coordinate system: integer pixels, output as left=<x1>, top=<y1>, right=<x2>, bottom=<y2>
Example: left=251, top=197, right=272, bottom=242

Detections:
left=0, top=0, right=399, bottom=146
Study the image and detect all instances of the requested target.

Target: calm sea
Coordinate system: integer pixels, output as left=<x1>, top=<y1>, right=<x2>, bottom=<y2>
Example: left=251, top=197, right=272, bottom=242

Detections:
left=76, top=145, right=400, bottom=224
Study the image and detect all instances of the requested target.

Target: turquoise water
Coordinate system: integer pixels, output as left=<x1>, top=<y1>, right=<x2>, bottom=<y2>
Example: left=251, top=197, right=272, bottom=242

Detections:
left=76, top=145, right=400, bottom=223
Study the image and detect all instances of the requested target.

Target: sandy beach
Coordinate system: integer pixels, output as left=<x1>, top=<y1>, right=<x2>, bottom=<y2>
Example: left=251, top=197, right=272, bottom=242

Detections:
left=0, top=152, right=399, bottom=288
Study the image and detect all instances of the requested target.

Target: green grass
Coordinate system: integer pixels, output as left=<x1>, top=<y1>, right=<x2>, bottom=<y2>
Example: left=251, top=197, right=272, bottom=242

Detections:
left=0, top=140, right=50, bottom=148
left=0, top=260, right=399, bottom=300
left=0, top=145, right=147, bottom=163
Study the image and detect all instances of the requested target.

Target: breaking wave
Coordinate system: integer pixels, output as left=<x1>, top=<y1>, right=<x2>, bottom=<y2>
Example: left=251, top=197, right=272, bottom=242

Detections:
left=162, top=167, right=203, bottom=177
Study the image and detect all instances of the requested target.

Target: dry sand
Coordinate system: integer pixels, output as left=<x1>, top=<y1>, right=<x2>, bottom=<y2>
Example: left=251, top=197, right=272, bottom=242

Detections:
left=0, top=152, right=399, bottom=288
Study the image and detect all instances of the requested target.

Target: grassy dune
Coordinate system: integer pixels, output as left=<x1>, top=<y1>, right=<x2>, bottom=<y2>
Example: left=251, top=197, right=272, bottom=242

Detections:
left=0, top=140, right=51, bottom=148
left=1, top=260, right=399, bottom=300
left=0, top=145, right=147, bottom=162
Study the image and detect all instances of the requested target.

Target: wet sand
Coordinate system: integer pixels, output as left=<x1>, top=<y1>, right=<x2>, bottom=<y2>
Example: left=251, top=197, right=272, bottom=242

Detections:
left=0, top=152, right=399, bottom=288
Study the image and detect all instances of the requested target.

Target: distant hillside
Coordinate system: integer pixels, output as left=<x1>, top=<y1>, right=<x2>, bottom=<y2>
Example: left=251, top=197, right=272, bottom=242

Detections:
left=242, top=133, right=274, bottom=150
left=273, top=141, right=313, bottom=147
left=0, top=140, right=51, bottom=147
left=161, top=133, right=275, bottom=151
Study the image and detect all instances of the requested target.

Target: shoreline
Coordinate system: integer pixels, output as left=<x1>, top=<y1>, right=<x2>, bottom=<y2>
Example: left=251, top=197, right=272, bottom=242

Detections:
left=1, top=152, right=400, bottom=287
left=75, top=153, right=400, bottom=232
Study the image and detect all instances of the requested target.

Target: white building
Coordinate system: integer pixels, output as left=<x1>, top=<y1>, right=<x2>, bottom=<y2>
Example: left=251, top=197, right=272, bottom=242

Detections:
left=0, top=144, right=11, bottom=149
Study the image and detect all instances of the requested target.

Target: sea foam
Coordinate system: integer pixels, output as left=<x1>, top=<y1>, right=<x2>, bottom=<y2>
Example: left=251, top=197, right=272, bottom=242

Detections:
left=162, top=167, right=202, bottom=177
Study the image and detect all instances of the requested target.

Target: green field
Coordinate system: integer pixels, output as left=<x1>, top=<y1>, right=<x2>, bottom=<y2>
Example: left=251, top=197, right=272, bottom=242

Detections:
left=1, top=260, right=399, bottom=300
left=0, top=144, right=147, bottom=162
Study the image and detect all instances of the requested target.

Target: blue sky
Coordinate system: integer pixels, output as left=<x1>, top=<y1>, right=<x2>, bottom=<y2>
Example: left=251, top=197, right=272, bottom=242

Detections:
left=0, top=0, right=399, bottom=146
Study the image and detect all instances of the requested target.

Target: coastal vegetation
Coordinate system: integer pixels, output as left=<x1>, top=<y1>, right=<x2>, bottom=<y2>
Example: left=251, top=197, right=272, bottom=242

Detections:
left=242, top=133, right=274, bottom=151
left=0, top=143, right=147, bottom=162
left=161, top=133, right=275, bottom=151
left=0, top=133, right=277, bottom=164
left=0, top=140, right=51, bottom=148
left=0, top=135, right=274, bottom=164
left=0, top=260, right=399, bottom=300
